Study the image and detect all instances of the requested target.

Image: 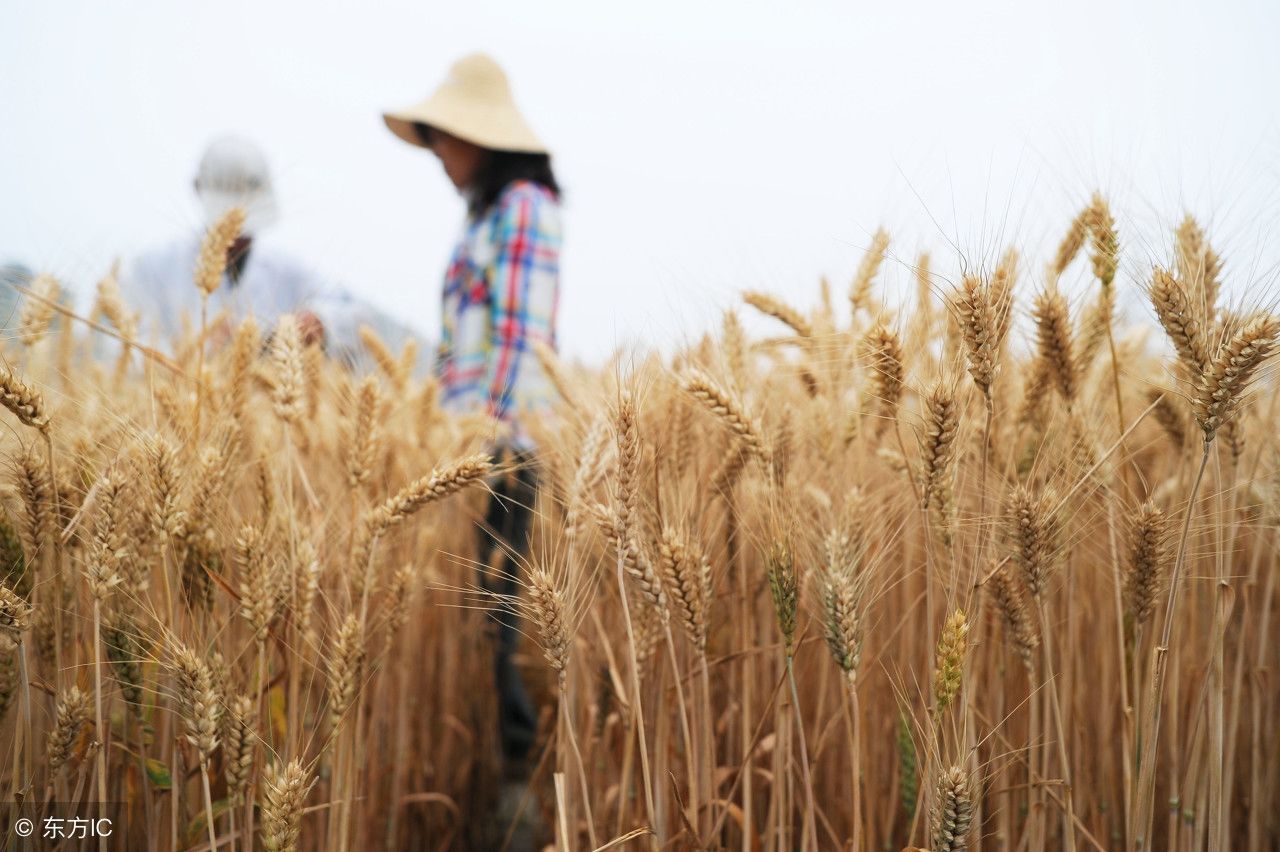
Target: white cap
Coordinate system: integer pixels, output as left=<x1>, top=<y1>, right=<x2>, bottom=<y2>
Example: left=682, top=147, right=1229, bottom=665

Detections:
left=194, top=135, right=280, bottom=233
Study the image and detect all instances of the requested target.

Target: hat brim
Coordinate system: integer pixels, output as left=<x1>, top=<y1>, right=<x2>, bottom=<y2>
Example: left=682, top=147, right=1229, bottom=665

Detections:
left=382, top=102, right=548, bottom=155
left=383, top=113, right=431, bottom=150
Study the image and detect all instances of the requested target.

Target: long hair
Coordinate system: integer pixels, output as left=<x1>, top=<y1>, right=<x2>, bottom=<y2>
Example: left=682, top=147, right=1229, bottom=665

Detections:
left=414, top=123, right=561, bottom=217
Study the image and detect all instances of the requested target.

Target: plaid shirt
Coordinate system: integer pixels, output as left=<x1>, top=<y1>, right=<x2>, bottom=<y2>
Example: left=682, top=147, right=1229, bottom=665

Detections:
left=438, top=180, right=561, bottom=437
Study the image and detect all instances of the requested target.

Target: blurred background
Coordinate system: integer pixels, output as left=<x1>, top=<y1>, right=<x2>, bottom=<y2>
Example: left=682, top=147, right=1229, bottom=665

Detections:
left=2, top=0, right=1278, bottom=362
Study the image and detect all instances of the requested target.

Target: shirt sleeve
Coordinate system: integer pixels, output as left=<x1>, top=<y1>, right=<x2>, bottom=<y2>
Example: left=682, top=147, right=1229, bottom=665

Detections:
left=484, top=186, right=560, bottom=420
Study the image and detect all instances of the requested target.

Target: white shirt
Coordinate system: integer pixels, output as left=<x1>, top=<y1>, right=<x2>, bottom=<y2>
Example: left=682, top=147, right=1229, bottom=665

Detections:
left=122, top=234, right=430, bottom=374
left=122, top=235, right=325, bottom=346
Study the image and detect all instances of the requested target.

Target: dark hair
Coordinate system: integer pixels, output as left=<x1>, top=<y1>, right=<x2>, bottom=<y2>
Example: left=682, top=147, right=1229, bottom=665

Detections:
left=414, top=122, right=560, bottom=217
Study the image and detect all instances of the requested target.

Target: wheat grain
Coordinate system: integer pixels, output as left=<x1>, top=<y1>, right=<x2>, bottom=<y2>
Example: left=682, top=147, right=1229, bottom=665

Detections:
left=1005, top=485, right=1061, bottom=599
left=0, top=583, right=31, bottom=641
left=744, top=290, right=814, bottom=338
left=1051, top=208, right=1089, bottom=278
left=11, top=445, right=53, bottom=560
left=931, top=765, right=974, bottom=851
left=19, top=273, right=60, bottom=347
left=817, top=530, right=863, bottom=678
left=237, top=524, right=283, bottom=642
left=224, top=694, right=257, bottom=803
left=527, top=564, right=571, bottom=686
left=271, top=315, right=306, bottom=423
left=1151, top=267, right=1210, bottom=377
left=933, top=609, right=968, bottom=712
left=1193, top=313, right=1280, bottom=443
left=864, top=323, right=906, bottom=426
left=46, top=685, right=89, bottom=775
left=680, top=369, right=771, bottom=466
left=766, top=542, right=799, bottom=657
left=85, top=469, right=127, bottom=601
left=657, top=527, right=707, bottom=653
left=1175, top=215, right=1222, bottom=322
left=327, top=613, right=365, bottom=731
left=172, top=642, right=221, bottom=761
left=949, top=277, right=997, bottom=400
left=918, top=381, right=959, bottom=519
left=1125, top=502, right=1168, bottom=626
left=1032, top=286, right=1077, bottom=404
left=346, top=375, right=383, bottom=489
left=850, top=228, right=891, bottom=315
left=260, top=758, right=315, bottom=852
left=986, top=563, right=1038, bottom=672
left=1086, top=194, right=1119, bottom=288
left=0, top=366, right=49, bottom=431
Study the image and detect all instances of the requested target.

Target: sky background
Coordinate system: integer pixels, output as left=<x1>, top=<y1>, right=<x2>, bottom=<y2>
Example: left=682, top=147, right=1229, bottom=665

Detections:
left=2, top=0, right=1279, bottom=362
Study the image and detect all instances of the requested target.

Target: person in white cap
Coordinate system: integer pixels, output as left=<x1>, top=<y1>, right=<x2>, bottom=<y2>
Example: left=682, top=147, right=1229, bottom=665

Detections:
left=122, top=135, right=332, bottom=347
left=123, top=136, right=427, bottom=370
left=383, top=52, right=562, bottom=808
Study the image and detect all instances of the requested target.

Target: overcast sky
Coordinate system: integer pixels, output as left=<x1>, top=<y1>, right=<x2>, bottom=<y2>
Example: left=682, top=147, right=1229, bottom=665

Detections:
left=3, top=1, right=1278, bottom=361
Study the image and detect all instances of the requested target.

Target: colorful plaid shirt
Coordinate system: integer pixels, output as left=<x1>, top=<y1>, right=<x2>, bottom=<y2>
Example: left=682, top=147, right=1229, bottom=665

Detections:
left=437, top=180, right=561, bottom=439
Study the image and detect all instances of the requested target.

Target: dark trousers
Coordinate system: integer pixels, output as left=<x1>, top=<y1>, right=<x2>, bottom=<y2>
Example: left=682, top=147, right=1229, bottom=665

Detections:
left=476, top=454, right=539, bottom=769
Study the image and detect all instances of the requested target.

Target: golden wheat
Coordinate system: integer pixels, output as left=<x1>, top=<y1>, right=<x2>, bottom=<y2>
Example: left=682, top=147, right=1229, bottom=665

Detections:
left=0, top=197, right=1273, bottom=852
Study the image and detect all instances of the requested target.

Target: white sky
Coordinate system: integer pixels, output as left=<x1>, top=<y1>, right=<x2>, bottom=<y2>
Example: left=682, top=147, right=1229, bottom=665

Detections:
left=3, top=1, right=1279, bottom=362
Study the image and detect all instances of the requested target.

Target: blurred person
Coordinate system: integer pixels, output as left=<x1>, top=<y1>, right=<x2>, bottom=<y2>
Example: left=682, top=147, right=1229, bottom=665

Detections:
left=122, top=135, right=328, bottom=346
left=0, top=262, right=34, bottom=335
left=1, top=261, right=76, bottom=340
left=122, top=136, right=424, bottom=365
left=383, top=51, right=561, bottom=816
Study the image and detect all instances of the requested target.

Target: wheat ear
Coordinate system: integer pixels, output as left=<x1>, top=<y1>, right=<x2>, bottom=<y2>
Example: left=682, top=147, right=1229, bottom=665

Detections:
left=1192, top=314, right=1280, bottom=444
left=1004, top=485, right=1062, bottom=599
left=260, top=758, right=315, bottom=852
left=680, top=369, right=772, bottom=467
left=0, top=366, right=50, bottom=431
left=743, top=290, right=814, bottom=338
left=1032, top=286, right=1078, bottom=405
left=194, top=207, right=246, bottom=297
left=930, top=765, right=975, bottom=851
left=850, top=228, right=891, bottom=315
left=986, top=563, right=1038, bottom=673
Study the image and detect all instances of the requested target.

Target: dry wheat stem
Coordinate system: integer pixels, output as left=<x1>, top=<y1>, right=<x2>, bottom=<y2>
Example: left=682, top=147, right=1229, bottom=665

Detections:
left=1131, top=443, right=1210, bottom=850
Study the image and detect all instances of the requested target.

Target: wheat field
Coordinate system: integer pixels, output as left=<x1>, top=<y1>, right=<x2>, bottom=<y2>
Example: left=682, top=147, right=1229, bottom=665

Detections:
left=0, top=197, right=1277, bottom=851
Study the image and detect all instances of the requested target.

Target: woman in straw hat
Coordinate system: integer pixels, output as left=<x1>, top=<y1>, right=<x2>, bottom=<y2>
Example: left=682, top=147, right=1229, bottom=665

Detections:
left=384, top=52, right=561, bottom=785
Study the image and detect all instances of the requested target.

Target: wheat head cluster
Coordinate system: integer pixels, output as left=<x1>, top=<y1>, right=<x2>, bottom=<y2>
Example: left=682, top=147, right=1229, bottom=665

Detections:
left=0, top=196, right=1277, bottom=852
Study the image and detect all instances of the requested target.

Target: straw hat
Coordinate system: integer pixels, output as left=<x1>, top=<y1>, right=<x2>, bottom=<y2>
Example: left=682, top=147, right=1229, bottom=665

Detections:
left=383, top=53, right=547, bottom=154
